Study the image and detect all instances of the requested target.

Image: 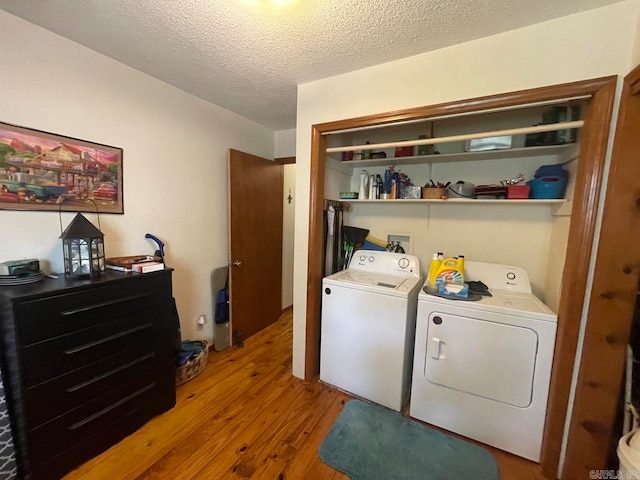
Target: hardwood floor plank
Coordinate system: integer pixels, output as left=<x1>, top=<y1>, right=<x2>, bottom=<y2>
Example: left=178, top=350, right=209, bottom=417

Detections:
left=279, top=393, right=351, bottom=480
left=134, top=364, right=290, bottom=479
left=187, top=379, right=328, bottom=478
left=62, top=310, right=547, bottom=480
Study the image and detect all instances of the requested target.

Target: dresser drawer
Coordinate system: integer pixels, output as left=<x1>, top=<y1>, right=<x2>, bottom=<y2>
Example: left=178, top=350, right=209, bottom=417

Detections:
left=21, top=302, right=174, bottom=387
left=30, top=388, right=175, bottom=480
left=27, top=361, right=175, bottom=469
left=24, top=332, right=175, bottom=429
left=15, top=273, right=172, bottom=345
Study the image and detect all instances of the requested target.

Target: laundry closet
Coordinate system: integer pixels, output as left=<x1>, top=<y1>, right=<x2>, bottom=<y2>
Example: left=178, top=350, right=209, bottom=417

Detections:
left=314, top=93, right=601, bottom=463
left=322, top=101, right=585, bottom=312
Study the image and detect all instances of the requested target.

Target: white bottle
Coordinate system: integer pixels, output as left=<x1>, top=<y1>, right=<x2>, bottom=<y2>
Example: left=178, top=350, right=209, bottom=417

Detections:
left=359, top=170, right=369, bottom=200
left=368, top=175, right=376, bottom=200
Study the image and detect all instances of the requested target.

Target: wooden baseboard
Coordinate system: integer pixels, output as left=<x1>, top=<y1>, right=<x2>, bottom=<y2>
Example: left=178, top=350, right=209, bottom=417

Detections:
left=281, top=305, right=293, bottom=315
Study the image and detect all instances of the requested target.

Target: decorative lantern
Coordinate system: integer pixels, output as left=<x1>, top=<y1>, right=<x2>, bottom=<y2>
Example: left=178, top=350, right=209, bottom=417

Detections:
left=60, top=213, right=105, bottom=278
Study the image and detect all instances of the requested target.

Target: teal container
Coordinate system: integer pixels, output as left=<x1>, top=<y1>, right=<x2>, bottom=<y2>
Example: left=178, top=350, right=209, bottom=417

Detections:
left=527, top=176, right=567, bottom=199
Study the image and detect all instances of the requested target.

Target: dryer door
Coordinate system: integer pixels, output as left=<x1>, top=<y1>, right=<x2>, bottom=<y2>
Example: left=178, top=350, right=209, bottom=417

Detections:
left=424, top=311, right=538, bottom=407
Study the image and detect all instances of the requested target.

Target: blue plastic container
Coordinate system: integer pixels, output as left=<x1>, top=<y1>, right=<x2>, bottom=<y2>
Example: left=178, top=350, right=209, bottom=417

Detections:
left=534, top=163, right=569, bottom=179
left=527, top=176, right=567, bottom=199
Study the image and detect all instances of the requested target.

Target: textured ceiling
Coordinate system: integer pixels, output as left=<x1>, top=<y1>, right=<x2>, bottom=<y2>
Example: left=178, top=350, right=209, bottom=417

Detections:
left=0, top=0, right=624, bottom=130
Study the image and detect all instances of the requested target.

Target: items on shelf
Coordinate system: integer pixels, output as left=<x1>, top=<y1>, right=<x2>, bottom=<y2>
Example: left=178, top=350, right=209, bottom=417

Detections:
left=465, top=135, right=512, bottom=152
left=359, top=170, right=369, bottom=200
left=447, top=181, right=475, bottom=198
left=339, top=192, right=359, bottom=200
left=525, top=105, right=581, bottom=146
left=395, top=144, right=414, bottom=157
left=417, top=134, right=436, bottom=156
left=422, top=180, right=449, bottom=200
left=526, top=163, right=569, bottom=199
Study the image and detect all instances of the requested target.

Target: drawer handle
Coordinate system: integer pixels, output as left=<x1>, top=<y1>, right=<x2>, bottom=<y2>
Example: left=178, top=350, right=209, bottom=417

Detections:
left=68, top=382, right=156, bottom=430
left=64, top=323, right=154, bottom=355
left=66, top=353, right=156, bottom=392
left=60, top=293, right=151, bottom=316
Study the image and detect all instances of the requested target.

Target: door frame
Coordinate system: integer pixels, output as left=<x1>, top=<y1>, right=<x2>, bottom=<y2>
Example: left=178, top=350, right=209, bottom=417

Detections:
left=560, top=65, right=640, bottom=475
left=304, top=76, right=618, bottom=475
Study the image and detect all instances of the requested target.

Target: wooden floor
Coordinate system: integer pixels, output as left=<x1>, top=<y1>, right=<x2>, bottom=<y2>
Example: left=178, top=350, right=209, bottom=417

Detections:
left=64, top=311, right=546, bottom=479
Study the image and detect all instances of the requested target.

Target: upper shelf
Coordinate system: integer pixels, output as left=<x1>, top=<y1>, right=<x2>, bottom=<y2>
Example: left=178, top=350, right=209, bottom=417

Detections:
left=330, top=144, right=577, bottom=168
left=346, top=198, right=567, bottom=205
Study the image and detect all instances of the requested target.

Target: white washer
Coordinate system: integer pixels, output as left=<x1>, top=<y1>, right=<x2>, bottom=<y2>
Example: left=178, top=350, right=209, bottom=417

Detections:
left=409, top=261, right=557, bottom=462
left=320, top=250, right=422, bottom=412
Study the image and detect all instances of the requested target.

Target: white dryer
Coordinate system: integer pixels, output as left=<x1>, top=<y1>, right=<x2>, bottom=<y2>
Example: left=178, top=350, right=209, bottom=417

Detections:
left=320, top=250, right=422, bottom=412
left=409, top=261, right=557, bottom=462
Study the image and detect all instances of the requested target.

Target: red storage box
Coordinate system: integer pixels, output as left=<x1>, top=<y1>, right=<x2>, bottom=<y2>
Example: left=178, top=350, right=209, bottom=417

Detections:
left=508, top=185, right=530, bottom=199
left=395, top=145, right=415, bottom=157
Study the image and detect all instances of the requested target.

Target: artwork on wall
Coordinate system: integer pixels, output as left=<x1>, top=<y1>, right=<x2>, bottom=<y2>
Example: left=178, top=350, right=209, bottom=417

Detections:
left=0, top=122, right=123, bottom=214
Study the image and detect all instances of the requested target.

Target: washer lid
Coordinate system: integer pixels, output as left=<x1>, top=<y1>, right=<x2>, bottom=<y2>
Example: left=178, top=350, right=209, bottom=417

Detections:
left=324, top=270, right=422, bottom=298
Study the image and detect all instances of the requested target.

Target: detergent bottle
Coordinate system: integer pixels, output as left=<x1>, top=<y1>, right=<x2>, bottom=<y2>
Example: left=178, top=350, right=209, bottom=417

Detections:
left=427, top=253, right=442, bottom=290
left=435, top=257, right=465, bottom=286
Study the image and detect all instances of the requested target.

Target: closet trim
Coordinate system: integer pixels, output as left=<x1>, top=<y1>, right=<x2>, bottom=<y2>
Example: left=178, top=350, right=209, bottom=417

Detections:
left=305, top=76, right=617, bottom=476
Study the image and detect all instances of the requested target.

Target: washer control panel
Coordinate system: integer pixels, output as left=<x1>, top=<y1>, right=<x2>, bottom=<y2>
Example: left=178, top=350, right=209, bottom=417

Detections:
left=350, top=250, right=420, bottom=277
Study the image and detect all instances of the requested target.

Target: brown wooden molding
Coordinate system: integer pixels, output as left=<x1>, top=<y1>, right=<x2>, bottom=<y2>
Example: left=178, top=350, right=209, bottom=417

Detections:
left=275, top=156, right=296, bottom=165
left=560, top=66, right=640, bottom=476
left=312, top=76, right=616, bottom=134
left=540, top=77, right=617, bottom=478
left=305, top=126, right=326, bottom=382
left=304, top=76, right=618, bottom=477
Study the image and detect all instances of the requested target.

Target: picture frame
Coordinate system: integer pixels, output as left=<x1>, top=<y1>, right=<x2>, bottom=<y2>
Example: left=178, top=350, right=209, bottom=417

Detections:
left=0, top=121, right=123, bottom=214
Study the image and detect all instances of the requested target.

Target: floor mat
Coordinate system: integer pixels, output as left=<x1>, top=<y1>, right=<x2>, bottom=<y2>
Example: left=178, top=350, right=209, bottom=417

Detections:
left=319, top=399, right=499, bottom=480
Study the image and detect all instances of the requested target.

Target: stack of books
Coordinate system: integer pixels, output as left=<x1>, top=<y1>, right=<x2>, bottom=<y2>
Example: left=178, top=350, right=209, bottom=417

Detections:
left=106, top=255, right=165, bottom=273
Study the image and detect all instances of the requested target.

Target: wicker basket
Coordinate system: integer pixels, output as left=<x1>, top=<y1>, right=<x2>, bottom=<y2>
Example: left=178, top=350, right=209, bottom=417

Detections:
left=176, top=342, right=209, bottom=386
left=422, top=187, right=446, bottom=199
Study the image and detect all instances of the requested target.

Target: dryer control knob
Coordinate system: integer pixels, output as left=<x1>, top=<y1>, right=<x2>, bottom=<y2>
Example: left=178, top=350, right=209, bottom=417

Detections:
left=398, top=258, right=410, bottom=269
left=368, top=256, right=374, bottom=262
left=325, top=288, right=331, bottom=295
left=506, top=272, right=516, bottom=280
left=359, top=255, right=366, bottom=261
left=433, top=316, right=443, bottom=325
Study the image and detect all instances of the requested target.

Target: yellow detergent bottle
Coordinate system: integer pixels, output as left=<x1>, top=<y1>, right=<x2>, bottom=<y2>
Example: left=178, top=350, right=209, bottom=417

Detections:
left=427, top=252, right=443, bottom=289
left=435, top=256, right=465, bottom=286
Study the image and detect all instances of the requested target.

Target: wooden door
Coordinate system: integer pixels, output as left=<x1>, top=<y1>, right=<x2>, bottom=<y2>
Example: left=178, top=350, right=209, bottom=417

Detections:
left=559, top=64, right=640, bottom=477
left=228, top=149, right=283, bottom=344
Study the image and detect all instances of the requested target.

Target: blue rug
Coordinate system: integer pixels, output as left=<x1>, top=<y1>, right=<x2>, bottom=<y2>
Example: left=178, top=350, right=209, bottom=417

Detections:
left=319, top=400, right=499, bottom=480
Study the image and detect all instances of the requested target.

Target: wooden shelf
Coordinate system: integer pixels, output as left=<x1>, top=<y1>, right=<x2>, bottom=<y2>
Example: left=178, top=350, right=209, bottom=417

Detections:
left=346, top=198, right=567, bottom=205
left=329, top=144, right=577, bottom=168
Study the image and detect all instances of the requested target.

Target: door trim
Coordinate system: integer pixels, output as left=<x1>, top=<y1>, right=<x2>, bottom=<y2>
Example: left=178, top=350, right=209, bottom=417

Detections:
left=305, top=76, right=618, bottom=476
left=561, top=65, right=640, bottom=474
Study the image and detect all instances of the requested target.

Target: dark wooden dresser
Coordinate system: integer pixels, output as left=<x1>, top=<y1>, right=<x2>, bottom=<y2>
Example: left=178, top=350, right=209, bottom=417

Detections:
left=0, top=270, right=178, bottom=480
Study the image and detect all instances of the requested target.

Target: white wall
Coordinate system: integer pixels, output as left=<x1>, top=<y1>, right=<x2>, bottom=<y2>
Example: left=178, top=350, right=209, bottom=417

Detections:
left=633, top=6, right=640, bottom=66
left=275, top=129, right=296, bottom=309
left=293, top=0, right=640, bottom=379
left=0, top=10, right=275, bottom=344
left=275, top=128, right=296, bottom=158
left=281, top=163, right=296, bottom=309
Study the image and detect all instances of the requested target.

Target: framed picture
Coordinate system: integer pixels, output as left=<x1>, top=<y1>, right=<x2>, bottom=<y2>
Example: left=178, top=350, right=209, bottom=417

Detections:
left=0, top=122, right=123, bottom=214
